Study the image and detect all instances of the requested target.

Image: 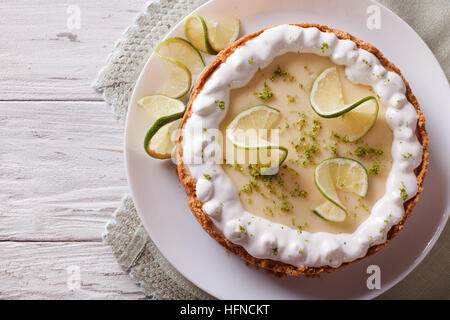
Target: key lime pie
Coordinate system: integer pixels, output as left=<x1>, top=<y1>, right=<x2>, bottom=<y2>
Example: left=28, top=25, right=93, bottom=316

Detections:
left=176, top=23, right=428, bottom=275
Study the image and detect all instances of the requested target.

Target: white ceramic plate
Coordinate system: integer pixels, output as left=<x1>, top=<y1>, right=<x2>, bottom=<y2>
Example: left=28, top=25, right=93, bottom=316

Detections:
left=125, top=0, right=449, bottom=299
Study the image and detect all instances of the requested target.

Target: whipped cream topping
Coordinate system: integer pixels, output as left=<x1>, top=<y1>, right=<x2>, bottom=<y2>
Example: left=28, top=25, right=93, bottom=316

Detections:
left=181, top=25, right=423, bottom=268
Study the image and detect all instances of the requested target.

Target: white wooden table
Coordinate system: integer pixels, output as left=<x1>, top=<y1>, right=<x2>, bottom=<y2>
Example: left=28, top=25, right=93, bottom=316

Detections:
left=1, top=0, right=149, bottom=299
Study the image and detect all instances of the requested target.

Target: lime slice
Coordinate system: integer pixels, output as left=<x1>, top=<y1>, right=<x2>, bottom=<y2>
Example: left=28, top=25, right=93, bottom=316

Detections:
left=138, top=95, right=186, bottom=159
left=313, top=201, right=347, bottom=223
left=146, top=119, right=182, bottom=159
left=184, top=15, right=216, bottom=54
left=226, top=105, right=287, bottom=175
left=155, top=37, right=205, bottom=74
left=310, top=66, right=344, bottom=117
left=208, top=16, right=240, bottom=52
left=138, top=94, right=185, bottom=120
left=314, top=157, right=368, bottom=212
left=257, top=146, right=288, bottom=176
left=310, top=66, right=379, bottom=141
left=157, top=57, right=192, bottom=99
left=326, top=98, right=379, bottom=142
left=226, top=105, right=280, bottom=148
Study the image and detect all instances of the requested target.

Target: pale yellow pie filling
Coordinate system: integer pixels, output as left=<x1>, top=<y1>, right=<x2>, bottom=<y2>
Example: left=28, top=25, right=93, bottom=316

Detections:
left=220, top=53, right=393, bottom=234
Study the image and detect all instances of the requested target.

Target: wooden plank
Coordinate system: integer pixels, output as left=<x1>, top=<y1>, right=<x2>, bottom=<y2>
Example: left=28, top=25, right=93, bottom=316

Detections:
left=0, top=0, right=152, bottom=298
left=0, top=101, right=128, bottom=241
left=0, top=0, right=147, bottom=100
left=0, top=242, right=146, bottom=299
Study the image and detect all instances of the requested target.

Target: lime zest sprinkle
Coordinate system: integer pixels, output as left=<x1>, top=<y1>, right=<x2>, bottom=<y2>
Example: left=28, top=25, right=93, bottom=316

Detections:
left=368, top=163, right=382, bottom=175
left=287, top=94, right=297, bottom=103
left=331, top=131, right=350, bottom=143
left=290, top=188, right=307, bottom=198
left=240, top=183, right=252, bottom=193
left=237, top=224, right=248, bottom=238
left=302, top=143, right=318, bottom=160
left=214, top=99, right=225, bottom=110
left=264, top=206, right=274, bottom=217
left=269, top=65, right=289, bottom=81
left=358, top=199, right=369, bottom=212
left=253, top=81, right=273, bottom=101
left=400, top=182, right=408, bottom=200
left=280, top=200, right=293, bottom=212
left=330, top=145, right=337, bottom=156
left=354, top=146, right=384, bottom=157
left=291, top=217, right=307, bottom=234
left=203, top=173, right=211, bottom=180
left=402, top=152, right=413, bottom=159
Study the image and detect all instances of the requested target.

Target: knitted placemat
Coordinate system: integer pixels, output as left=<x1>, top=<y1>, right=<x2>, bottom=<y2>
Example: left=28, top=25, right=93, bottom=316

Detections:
left=93, top=0, right=449, bottom=299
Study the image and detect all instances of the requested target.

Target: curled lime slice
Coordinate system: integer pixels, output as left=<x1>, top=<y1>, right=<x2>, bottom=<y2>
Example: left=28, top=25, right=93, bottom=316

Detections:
left=184, top=15, right=217, bottom=54
left=146, top=119, right=182, bottom=159
left=155, top=37, right=205, bottom=74
left=314, top=157, right=368, bottom=213
left=138, top=95, right=186, bottom=159
left=310, top=66, right=379, bottom=141
left=156, top=56, right=192, bottom=99
left=208, top=16, right=240, bottom=52
left=226, top=105, right=287, bottom=175
left=326, top=97, right=379, bottom=142
left=256, top=146, right=288, bottom=176
left=313, top=201, right=347, bottom=223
